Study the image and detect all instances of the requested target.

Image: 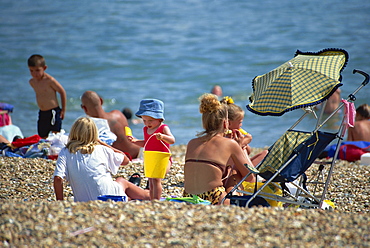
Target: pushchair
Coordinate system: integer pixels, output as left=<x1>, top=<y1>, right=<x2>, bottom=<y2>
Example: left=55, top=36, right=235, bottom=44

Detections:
left=221, top=48, right=369, bottom=208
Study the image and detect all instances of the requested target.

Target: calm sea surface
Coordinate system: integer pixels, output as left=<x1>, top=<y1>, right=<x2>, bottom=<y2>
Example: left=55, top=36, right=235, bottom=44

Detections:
left=1, top=0, right=369, bottom=147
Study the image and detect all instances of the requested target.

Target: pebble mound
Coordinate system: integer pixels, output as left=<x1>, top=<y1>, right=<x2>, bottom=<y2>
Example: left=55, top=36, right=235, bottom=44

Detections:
left=1, top=145, right=370, bottom=247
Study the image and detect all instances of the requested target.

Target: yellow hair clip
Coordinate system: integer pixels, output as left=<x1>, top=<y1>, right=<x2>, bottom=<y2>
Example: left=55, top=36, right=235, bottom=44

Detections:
left=223, top=96, right=234, bottom=104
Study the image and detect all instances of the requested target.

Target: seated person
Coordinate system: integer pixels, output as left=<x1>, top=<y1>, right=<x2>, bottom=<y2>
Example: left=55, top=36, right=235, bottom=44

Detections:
left=183, top=93, right=255, bottom=205
left=220, top=96, right=268, bottom=191
left=0, top=124, right=23, bottom=142
left=319, top=103, right=370, bottom=161
left=81, top=91, right=140, bottom=159
left=53, top=117, right=150, bottom=202
left=0, top=103, right=23, bottom=141
left=347, top=103, right=370, bottom=142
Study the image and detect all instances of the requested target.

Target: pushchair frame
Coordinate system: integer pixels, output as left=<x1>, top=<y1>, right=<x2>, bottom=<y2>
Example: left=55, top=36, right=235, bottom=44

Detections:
left=221, top=69, right=369, bottom=208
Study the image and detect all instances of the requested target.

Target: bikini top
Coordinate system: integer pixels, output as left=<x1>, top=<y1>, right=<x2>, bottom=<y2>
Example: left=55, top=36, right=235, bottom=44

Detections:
left=185, top=159, right=227, bottom=175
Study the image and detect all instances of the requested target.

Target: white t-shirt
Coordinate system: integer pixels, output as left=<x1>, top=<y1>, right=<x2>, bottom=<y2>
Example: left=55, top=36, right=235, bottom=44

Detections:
left=54, top=145, right=126, bottom=202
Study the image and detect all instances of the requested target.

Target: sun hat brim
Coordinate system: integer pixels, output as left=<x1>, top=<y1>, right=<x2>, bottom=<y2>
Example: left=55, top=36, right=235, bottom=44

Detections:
left=135, top=99, right=165, bottom=120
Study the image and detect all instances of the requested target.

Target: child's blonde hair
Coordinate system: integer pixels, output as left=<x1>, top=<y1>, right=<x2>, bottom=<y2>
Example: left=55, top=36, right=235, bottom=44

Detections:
left=198, top=93, right=228, bottom=138
left=220, top=96, right=244, bottom=121
left=66, top=117, right=99, bottom=154
left=28, top=54, right=46, bottom=67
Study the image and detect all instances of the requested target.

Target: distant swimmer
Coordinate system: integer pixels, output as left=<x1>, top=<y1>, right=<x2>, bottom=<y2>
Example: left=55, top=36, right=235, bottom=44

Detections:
left=211, top=85, right=223, bottom=98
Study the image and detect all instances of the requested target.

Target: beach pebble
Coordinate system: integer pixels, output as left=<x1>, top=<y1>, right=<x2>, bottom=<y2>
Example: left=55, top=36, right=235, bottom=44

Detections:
left=1, top=146, right=369, bottom=247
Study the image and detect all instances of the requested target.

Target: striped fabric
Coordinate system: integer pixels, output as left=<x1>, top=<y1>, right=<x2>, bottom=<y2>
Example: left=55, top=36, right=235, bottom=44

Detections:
left=258, top=130, right=312, bottom=174
left=247, top=49, right=348, bottom=116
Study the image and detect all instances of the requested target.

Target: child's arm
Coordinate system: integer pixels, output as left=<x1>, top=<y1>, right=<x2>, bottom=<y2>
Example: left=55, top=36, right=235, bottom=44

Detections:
left=127, top=136, right=146, bottom=147
left=155, top=126, right=175, bottom=144
left=51, top=78, right=67, bottom=119
left=53, top=176, right=64, bottom=200
left=242, top=132, right=252, bottom=146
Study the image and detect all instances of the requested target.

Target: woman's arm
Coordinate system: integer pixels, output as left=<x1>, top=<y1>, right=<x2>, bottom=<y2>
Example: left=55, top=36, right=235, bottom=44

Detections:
left=53, top=176, right=64, bottom=200
left=98, top=140, right=130, bottom=164
left=229, top=140, right=256, bottom=182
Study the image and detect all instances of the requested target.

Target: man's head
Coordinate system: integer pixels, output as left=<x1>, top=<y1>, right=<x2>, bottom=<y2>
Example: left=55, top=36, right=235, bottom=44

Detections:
left=211, top=85, right=223, bottom=97
left=81, top=91, right=103, bottom=115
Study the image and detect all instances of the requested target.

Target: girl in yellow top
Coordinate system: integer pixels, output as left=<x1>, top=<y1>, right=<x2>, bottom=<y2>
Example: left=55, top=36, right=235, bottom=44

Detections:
left=221, top=96, right=268, bottom=192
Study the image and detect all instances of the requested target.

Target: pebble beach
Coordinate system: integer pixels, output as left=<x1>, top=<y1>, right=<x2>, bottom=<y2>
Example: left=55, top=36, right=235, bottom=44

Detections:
left=1, top=145, right=369, bottom=247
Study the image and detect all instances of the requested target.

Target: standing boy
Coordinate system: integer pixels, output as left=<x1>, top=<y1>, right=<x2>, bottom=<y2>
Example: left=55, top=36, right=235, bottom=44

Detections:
left=28, top=54, right=67, bottom=138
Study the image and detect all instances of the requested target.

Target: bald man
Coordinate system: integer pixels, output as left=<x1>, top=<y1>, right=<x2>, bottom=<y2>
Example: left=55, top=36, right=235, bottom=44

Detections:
left=81, top=91, right=140, bottom=159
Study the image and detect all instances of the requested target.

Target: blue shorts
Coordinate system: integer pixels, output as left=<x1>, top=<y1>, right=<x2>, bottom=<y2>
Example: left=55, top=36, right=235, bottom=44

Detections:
left=37, top=107, right=62, bottom=138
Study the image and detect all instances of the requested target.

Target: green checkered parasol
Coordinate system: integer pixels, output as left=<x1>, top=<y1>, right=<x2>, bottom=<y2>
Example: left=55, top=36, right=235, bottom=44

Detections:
left=247, top=48, right=348, bottom=116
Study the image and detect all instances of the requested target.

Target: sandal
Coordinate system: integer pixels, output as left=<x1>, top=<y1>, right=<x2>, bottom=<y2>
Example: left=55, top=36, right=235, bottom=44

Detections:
left=128, top=173, right=141, bottom=186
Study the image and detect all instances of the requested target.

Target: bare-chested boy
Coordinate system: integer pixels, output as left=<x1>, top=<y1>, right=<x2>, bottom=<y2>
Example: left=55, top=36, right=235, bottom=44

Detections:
left=28, top=54, right=67, bottom=138
left=347, top=104, right=370, bottom=142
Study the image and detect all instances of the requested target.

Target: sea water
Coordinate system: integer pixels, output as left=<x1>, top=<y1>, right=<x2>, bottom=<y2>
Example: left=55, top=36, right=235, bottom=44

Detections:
left=1, top=0, right=369, bottom=147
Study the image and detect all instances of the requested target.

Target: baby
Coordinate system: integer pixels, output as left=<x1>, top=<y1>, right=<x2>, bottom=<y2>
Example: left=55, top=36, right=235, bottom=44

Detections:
left=129, top=99, right=175, bottom=200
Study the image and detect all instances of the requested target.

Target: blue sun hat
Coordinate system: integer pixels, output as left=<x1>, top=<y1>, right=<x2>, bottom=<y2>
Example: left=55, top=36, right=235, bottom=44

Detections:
left=135, top=99, right=165, bottom=120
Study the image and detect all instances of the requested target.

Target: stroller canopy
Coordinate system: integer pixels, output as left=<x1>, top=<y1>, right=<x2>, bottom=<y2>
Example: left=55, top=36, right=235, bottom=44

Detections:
left=247, top=48, right=349, bottom=116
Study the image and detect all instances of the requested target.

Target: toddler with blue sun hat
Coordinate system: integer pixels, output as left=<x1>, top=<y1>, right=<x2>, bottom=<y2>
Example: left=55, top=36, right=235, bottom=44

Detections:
left=128, top=99, right=175, bottom=200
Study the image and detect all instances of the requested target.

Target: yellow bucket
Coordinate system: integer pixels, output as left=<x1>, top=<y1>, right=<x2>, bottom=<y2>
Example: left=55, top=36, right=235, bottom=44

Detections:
left=143, top=150, right=171, bottom=178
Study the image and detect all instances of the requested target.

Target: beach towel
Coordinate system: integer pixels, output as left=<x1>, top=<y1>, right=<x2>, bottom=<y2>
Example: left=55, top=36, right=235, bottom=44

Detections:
left=326, top=141, right=370, bottom=162
left=11, top=135, right=42, bottom=148
left=0, top=113, right=10, bottom=127
left=0, top=103, right=14, bottom=127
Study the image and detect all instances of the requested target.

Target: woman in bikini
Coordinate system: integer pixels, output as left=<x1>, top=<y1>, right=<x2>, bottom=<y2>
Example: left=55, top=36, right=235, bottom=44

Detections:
left=183, top=93, right=256, bottom=205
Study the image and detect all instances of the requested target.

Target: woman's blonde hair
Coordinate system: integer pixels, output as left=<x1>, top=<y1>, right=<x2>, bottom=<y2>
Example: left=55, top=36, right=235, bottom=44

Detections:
left=198, top=93, right=228, bottom=138
left=66, top=117, right=99, bottom=154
